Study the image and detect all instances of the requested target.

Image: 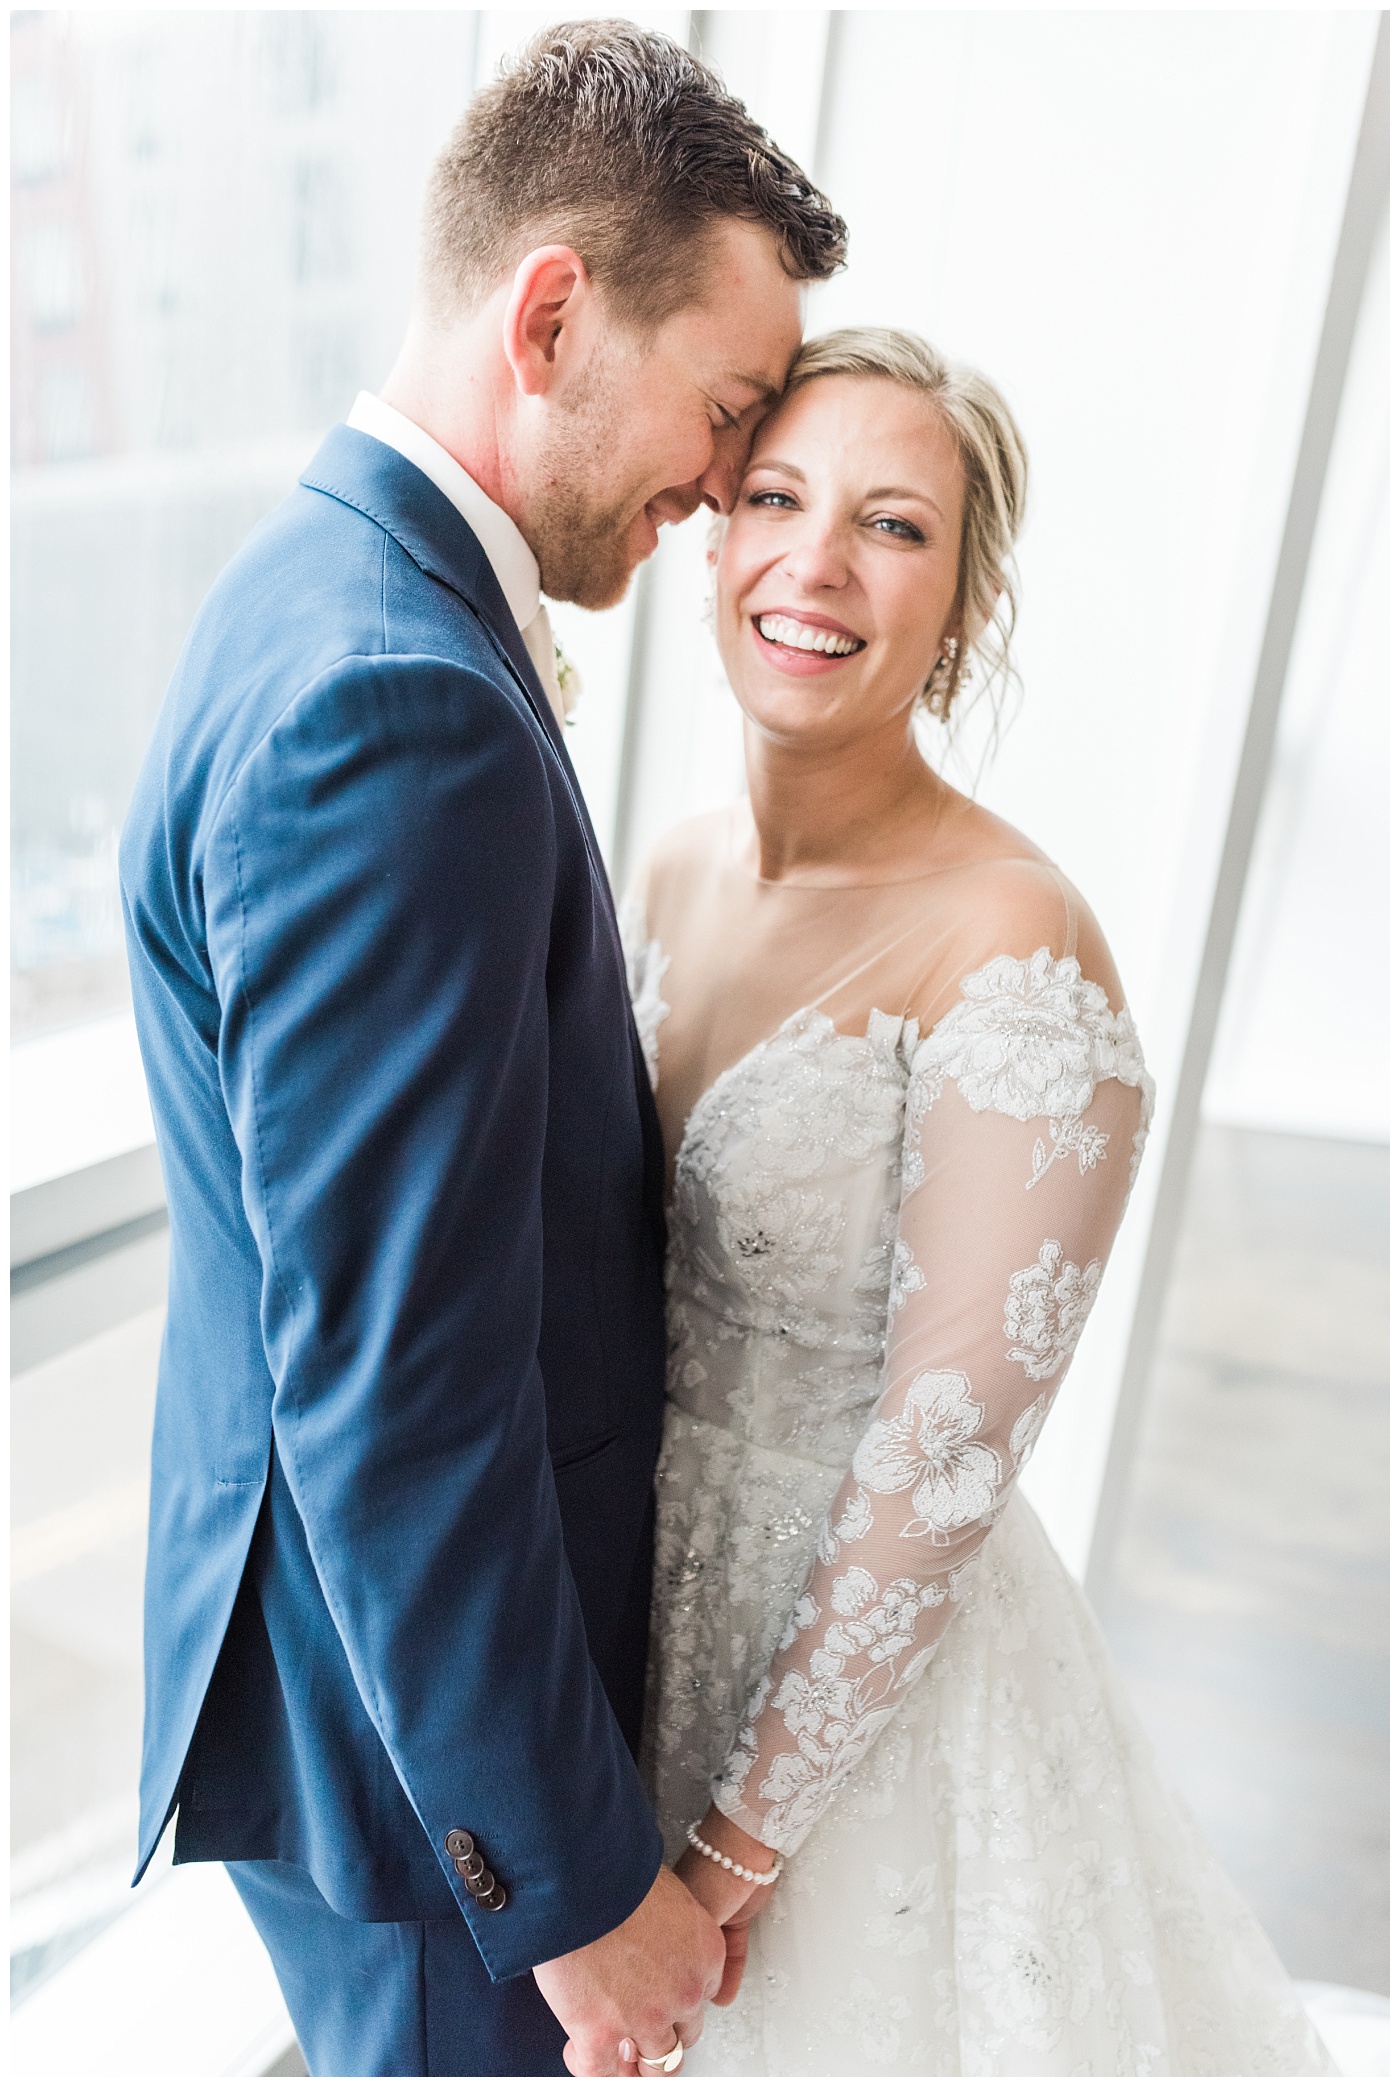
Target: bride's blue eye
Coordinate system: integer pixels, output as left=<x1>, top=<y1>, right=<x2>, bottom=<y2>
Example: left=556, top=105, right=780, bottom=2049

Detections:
left=748, top=489, right=798, bottom=509
left=873, top=515, right=924, bottom=542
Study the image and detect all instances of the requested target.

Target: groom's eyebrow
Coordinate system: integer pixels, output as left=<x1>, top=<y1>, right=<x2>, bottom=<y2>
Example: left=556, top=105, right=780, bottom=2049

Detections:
left=727, top=370, right=782, bottom=406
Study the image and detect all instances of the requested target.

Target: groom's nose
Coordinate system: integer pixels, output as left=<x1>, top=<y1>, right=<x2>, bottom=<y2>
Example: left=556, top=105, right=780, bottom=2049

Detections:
left=699, top=426, right=753, bottom=514
left=650, top=420, right=749, bottom=526
left=648, top=483, right=709, bottom=526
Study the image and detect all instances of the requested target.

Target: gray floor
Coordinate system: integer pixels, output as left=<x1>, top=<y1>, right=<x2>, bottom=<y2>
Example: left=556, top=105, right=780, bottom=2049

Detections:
left=1098, top=1124, right=1389, bottom=1994
left=10, top=1125, right=1389, bottom=2030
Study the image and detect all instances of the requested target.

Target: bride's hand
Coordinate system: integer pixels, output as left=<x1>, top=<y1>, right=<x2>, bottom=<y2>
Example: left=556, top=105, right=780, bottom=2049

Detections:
left=673, top=1807, right=779, bottom=2008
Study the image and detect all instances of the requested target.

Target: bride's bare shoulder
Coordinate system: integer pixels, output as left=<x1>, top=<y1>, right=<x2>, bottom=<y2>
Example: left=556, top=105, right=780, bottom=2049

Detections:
left=934, top=804, right=1123, bottom=1008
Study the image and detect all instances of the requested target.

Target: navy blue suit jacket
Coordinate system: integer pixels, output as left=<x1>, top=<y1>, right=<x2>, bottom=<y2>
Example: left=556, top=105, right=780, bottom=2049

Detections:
left=119, top=426, right=667, bottom=1981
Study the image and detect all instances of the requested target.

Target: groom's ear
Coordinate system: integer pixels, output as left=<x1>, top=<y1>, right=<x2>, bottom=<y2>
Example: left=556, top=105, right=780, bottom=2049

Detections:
left=502, top=246, right=592, bottom=398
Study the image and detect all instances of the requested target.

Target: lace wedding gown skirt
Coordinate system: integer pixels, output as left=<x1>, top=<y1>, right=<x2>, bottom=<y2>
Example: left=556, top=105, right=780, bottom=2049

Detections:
left=653, top=1472, right=1324, bottom=2075
left=638, top=987, right=1332, bottom=2076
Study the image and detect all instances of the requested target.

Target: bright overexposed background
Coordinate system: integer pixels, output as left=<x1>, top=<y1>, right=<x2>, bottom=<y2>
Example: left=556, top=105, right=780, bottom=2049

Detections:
left=9, top=9, right=1386, bottom=2073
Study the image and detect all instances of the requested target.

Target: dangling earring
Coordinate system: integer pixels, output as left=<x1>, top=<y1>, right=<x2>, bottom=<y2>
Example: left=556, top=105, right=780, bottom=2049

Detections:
left=922, top=634, right=965, bottom=720
left=702, top=518, right=724, bottom=633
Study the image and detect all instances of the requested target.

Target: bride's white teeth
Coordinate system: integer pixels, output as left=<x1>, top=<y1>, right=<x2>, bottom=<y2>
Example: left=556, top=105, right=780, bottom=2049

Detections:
left=757, top=614, right=862, bottom=657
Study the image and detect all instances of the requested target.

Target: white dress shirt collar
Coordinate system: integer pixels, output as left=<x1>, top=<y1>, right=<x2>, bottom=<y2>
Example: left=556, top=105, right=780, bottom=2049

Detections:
left=345, top=391, right=541, bottom=633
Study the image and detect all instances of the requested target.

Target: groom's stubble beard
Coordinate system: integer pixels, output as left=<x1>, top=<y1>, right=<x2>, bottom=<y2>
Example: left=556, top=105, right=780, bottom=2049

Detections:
left=530, top=471, right=640, bottom=611
left=523, top=348, right=692, bottom=611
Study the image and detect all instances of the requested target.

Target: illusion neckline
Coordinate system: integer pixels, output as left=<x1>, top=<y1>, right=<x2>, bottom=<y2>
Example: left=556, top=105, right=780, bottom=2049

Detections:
left=723, top=803, right=1056, bottom=895
left=742, top=853, right=1053, bottom=896
left=655, top=944, right=1139, bottom=1190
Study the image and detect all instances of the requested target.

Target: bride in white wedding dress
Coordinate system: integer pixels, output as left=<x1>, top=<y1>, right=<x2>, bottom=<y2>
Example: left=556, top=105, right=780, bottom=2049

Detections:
left=622, top=328, right=1333, bottom=2076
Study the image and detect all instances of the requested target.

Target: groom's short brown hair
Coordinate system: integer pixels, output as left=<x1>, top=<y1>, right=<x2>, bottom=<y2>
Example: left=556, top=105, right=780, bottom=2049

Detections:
left=419, top=19, right=847, bottom=327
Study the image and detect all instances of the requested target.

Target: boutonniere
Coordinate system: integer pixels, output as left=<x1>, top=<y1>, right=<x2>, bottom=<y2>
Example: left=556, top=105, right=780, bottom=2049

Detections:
left=553, top=636, right=583, bottom=723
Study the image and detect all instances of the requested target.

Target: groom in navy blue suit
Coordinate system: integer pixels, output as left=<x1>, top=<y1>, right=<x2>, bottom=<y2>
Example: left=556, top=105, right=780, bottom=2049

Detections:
left=120, top=23, right=844, bottom=2078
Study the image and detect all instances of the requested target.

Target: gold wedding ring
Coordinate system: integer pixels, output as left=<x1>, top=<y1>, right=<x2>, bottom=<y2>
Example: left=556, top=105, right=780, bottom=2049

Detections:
left=638, top=2031, right=685, bottom=2074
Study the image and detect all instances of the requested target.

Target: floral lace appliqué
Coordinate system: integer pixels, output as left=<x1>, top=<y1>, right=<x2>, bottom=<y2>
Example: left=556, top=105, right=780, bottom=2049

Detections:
left=853, top=1369, right=1002, bottom=1541
left=888, top=1235, right=926, bottom=1312
left=1004, top=1240, right=1103, bottom=1381
left=903, top=948, right=1147, bottom=1187
left=1027, top=1114, right=1110, bottom=1189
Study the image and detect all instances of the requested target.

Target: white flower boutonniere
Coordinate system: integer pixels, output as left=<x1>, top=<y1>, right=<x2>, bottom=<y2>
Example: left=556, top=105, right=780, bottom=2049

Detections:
left=553, top=636, right=583, bottom=722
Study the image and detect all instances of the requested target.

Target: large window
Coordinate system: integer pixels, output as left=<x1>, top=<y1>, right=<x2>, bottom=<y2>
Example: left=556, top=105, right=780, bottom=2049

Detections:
left=9, top=9, right=483, bottom=2025
left=11, top=11, right=481, bottom=1041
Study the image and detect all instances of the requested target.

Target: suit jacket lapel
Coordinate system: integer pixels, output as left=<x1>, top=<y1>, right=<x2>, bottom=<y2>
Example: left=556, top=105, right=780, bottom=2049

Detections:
left=298, top=425, right=616, bottom=906
left=299, top=427, right=561, bottom=741
left=300, top=426, right=664, bottom=1220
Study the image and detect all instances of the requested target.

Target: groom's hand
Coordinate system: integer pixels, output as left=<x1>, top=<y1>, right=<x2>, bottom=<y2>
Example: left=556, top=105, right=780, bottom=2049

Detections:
left=533, top=1863, right=725, bottom=2077
left=672, top=1807, right=780, bottom=2009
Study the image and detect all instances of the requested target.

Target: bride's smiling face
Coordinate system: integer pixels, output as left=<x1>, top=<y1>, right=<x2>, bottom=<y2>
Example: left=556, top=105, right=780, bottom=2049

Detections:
left=715, top=373, right=966, bottom=747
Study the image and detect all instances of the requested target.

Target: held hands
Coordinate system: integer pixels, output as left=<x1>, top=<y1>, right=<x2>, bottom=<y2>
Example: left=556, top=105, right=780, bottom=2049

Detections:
left=533, top=1863, right=725, bottom=2077
left=531, top=1814, right=780, bottom=2075
left=673, top=1807, right=782, bottom=2011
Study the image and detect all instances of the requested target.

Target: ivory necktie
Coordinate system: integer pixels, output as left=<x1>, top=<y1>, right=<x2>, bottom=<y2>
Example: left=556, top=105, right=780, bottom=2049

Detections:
left=520, top=603, right=565, bottom=728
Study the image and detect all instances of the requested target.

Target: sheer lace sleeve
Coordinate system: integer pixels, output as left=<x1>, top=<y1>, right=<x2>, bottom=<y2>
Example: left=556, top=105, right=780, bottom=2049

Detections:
left=711, top=947, right=1154, bottom=1857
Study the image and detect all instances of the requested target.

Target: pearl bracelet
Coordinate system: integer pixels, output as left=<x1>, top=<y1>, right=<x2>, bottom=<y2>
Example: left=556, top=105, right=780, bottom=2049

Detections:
left=685, top=1820, right=784, bottom=1886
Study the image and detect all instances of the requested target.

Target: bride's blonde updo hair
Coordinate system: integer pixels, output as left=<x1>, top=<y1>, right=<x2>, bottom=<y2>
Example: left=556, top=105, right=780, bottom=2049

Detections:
left=782, top=327, right=1029, bottom=722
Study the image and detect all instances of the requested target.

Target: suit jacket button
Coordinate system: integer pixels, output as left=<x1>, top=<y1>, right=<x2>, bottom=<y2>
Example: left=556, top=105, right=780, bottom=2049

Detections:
left=468, top=1867, right=495, bottom=1898
left=454, top=1852, right=484, bottom=1882
left=445, top=1830, right=475, bottom=1860
left=478, top=1883, right=508, bottom=1912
